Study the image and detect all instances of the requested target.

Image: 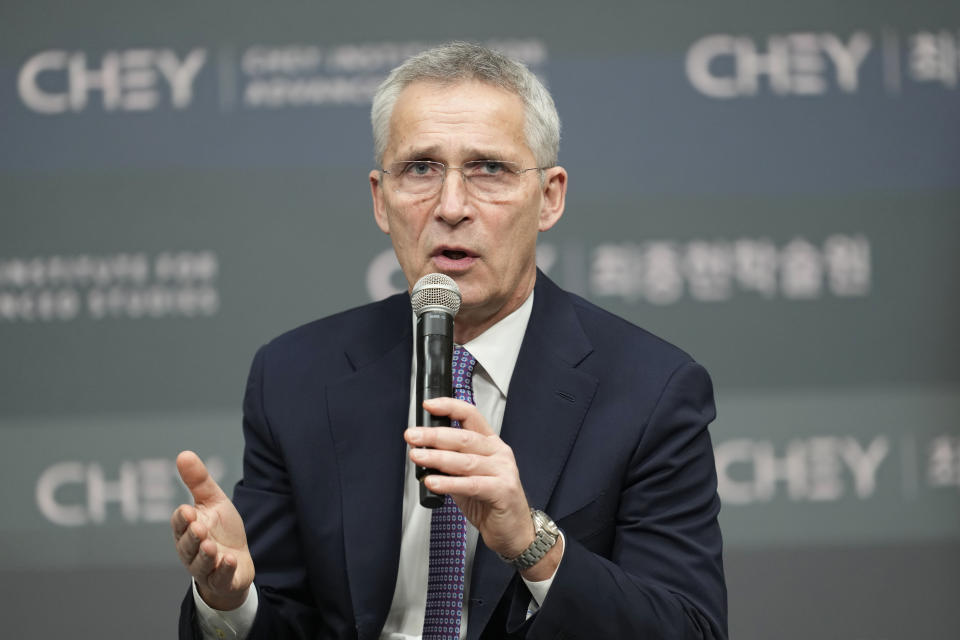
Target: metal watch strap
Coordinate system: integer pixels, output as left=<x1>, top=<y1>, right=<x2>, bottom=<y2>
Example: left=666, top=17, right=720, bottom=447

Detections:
left=499, top=509, right=560, bottom=571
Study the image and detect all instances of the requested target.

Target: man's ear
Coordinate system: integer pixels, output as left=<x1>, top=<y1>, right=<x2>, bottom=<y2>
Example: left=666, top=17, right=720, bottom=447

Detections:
left=370, top=170, right=390, bottom=234
left=538, top=166, right=567, bottom=232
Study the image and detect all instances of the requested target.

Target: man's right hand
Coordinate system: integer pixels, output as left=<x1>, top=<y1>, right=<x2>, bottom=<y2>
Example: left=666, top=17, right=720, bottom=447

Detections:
left=171, top=450, right=255, bottom=611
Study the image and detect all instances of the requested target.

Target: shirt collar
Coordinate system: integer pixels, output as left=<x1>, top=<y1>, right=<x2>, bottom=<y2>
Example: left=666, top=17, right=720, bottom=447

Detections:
left=460, top=292, right=534, bottom=398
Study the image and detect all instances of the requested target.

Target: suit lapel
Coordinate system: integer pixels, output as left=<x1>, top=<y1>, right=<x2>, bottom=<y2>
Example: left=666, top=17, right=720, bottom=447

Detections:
left=467, top=273, right=599, bottom=639
left=326, top=295, right=412, bottom=640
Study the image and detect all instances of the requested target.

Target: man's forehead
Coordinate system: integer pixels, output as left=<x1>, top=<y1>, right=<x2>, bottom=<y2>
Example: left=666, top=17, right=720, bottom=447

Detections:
left=386, top=80, right=529, bottom=160
left=390, top=79, right=524, bottom=125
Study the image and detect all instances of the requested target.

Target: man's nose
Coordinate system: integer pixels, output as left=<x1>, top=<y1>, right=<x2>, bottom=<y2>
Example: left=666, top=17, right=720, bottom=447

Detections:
left=435, top=169, right=471, bottom=225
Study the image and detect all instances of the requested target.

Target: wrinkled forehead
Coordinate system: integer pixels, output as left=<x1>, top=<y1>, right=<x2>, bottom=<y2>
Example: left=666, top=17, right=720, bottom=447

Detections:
left=386, top=80, right=530, bottom=162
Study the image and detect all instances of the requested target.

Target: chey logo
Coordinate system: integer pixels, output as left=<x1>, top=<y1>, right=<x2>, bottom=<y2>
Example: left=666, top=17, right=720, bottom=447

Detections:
left=35, top=457, right=225, bottom=526
left=715, top=436, right=889, bottom=505
left=18, top=48, right=207, bottom=114
left=686, top=31, right=872, bottom=98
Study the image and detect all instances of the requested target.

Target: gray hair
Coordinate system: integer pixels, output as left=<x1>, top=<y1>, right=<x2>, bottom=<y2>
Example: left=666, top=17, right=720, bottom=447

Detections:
left=371, top=41, right=560, bottom=167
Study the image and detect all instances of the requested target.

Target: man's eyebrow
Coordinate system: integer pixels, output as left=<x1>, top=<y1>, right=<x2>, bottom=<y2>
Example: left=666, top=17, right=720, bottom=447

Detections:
left=396, top=145, right=442, bottom=160
left=394, top=146, right=512, bottom=162
left=461, top=148, right=513, bottom=161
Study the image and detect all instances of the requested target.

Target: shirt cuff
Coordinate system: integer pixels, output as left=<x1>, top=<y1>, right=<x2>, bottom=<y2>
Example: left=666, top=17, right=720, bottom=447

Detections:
left=519, top=530, right=565, bottom=618
left=192, top=580, right=258, bottom=640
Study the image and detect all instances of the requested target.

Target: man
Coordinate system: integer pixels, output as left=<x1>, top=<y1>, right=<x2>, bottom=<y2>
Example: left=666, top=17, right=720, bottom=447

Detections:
left=172, top=42, right=726, bottom=639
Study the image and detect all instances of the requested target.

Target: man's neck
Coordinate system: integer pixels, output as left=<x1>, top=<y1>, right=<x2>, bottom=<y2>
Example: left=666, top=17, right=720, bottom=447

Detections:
left=453, top=278, right=536, bottom=344
left=454, top=298, right=530, bottom=344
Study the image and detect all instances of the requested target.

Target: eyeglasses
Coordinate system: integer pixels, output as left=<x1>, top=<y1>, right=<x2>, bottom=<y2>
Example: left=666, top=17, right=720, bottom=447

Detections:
left=381, top=160, right=545, bottom=201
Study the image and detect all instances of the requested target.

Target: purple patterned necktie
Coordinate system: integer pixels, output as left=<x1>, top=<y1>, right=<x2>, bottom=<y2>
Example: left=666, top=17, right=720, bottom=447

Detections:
left=422, top=346, right=476, bottom=640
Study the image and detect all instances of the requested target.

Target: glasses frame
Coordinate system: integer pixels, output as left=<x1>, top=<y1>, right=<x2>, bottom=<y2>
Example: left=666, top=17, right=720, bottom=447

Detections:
left=379, top=160, right=549, bottom=199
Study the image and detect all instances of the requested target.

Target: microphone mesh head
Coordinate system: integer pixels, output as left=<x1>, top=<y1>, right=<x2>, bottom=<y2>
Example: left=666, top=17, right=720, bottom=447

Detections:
left=411, top=273, right=461, bottom=317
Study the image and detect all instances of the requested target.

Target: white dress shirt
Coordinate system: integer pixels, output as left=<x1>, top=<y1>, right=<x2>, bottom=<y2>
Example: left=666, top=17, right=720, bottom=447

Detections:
left=195, top=292, right=560, bottom=639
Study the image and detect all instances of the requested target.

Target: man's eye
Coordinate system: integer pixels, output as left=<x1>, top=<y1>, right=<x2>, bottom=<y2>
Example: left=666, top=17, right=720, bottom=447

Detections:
left=476, top=161, right=505, bottom=175
left=405, top=162, right=437, bottom=176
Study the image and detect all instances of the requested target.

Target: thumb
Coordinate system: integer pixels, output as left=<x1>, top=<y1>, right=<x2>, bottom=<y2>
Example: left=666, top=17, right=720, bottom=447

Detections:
left=176, top=450, right=227, bottom=506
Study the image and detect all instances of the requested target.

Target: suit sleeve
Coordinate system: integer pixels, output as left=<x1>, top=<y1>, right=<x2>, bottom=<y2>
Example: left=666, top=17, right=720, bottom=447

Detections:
left=506, top=361, right=727, bottom=639
left=179, top=345, right=325, bottom=639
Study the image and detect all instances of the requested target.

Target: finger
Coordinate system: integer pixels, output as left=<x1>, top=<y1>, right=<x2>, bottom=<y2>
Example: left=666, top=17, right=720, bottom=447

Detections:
left=176, top=520, right=205, bottom=568
left=410, top=447, right=505, bottom=478
left=406, top=425, right=500, bottom=456
left=208, top=552, right=239, bottom=592
left=171, top=503, right=197, bottom=540
left=177, top=450, right=228, bottom=506
left=424, top=473, right=507, bottom=499
left=422, top=397, right=496, bottom=436
left=187, top=537, right=218, bottom=579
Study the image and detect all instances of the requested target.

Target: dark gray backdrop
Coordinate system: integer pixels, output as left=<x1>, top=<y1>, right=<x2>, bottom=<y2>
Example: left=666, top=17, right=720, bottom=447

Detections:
left=2, top=2, right=958, bottom=637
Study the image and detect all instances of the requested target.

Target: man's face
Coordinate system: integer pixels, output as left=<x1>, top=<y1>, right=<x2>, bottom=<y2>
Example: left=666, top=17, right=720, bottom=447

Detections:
left=370, top=80, right=566, bottom=336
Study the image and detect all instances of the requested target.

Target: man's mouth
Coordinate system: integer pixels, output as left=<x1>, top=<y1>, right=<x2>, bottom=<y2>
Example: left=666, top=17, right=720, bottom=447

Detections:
left=432, top=247, right=477, bottom=271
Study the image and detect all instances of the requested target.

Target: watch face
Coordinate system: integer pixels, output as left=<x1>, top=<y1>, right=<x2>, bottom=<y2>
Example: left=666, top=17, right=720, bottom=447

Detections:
left=534, top=510, right=559, bottom=537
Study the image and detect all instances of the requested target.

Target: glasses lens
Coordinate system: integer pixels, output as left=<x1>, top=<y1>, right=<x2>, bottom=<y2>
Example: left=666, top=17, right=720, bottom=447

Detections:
left=462, top=161, right=521, bottom=198
left=389, top=161, right=443, bottom=195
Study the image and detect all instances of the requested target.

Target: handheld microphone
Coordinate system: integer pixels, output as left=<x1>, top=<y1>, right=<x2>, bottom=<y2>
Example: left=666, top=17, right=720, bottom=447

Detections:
left=410, top=273, right=461, bottom=508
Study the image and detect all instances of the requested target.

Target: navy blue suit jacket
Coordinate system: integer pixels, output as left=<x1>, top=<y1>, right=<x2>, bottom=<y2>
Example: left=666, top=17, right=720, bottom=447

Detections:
left=180, top=272, right=727, bottom=639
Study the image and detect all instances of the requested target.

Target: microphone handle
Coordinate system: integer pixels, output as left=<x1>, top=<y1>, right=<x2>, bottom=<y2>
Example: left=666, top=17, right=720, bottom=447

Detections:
left=415, top=310, right=453, bottom=509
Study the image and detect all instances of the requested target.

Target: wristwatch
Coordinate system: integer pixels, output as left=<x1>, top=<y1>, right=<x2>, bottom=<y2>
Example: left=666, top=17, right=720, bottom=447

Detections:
left=499, top=509, right=561, bottom=571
